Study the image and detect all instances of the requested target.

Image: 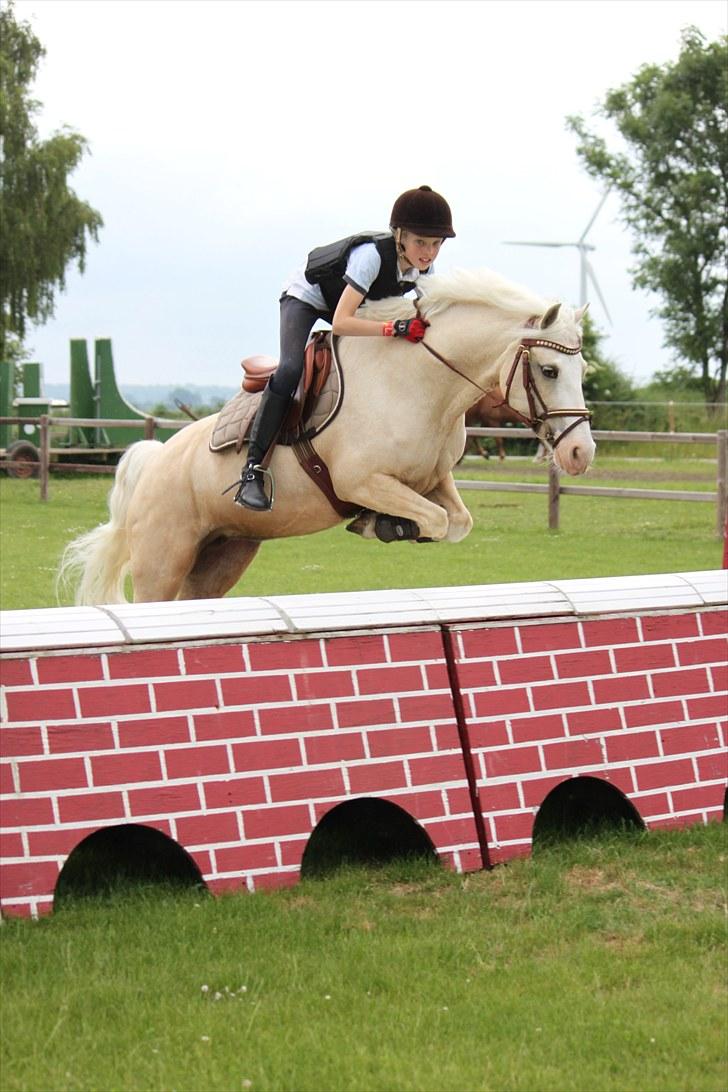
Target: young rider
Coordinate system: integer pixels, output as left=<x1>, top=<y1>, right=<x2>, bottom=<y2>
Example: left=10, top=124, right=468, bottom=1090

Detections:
left=233, top=184, right=456, bottom=510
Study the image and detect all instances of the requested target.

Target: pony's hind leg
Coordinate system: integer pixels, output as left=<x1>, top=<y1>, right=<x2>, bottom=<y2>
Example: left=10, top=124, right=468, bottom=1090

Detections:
left=179, top=536, right=261, bottom=599
left=127, top=522, right=202, bottom=603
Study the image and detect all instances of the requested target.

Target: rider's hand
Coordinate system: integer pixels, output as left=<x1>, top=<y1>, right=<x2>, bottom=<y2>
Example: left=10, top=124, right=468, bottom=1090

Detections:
left=382, top=317, right=429, bottom=343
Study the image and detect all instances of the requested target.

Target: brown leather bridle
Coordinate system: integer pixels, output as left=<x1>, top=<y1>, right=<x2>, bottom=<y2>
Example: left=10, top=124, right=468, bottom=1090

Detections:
left=417, top=320, right=592, bottom=451
left=497, top=335, right=592, bottom=449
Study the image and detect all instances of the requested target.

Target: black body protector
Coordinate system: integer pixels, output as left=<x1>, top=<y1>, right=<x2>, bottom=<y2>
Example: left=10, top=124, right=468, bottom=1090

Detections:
left=305, top=232, right=416, bottom=310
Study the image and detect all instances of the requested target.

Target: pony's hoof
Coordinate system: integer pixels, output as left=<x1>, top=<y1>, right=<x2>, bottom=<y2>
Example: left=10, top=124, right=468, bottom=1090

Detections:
left=346, top=510, right=376, bottom=538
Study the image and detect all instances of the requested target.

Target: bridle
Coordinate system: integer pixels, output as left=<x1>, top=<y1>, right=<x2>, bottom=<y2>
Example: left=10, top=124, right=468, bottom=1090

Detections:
left=498, top=335, right=592, bottom=449
left=416, top=313, right=592, bottom=450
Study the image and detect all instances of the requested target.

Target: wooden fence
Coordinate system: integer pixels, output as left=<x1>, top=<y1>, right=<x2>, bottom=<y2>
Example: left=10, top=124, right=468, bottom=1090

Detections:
left=461, top=426, right=727, bottom=535
left=1, top=415, right=726, bottom=538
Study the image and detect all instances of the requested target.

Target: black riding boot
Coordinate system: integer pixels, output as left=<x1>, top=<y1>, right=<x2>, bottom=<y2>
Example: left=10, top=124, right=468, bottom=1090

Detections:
left=233, top=382, right=291, bottom=510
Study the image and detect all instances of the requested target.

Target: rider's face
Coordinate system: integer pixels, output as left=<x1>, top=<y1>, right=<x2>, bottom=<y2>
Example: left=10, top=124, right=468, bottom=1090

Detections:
left=399, top=232, right=443, bottom=271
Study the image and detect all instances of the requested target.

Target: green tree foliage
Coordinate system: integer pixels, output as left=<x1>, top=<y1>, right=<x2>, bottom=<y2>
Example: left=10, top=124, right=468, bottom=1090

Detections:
left=579, top=312, right=638, bottom=430
left=581, top=312, right=635, bottom=403
left=568, top=28, right=727, bottom=405
left=649, top=362, right=706, bottom=396
left=0, top=3, right=103, bottom=359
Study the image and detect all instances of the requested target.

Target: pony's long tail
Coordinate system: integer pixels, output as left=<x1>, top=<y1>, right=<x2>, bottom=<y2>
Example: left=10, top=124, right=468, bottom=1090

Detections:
left=57, top=440, right=164, bottom=605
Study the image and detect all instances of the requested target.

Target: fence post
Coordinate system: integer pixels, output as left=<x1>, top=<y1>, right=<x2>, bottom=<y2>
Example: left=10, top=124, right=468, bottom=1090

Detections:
left=144, top=416, right=156, bottom=440
left=39, top=414, right=50, bottom=502
left=717, top=430, right=727, bottom=540
left=548, top=460, right=560, bottom=530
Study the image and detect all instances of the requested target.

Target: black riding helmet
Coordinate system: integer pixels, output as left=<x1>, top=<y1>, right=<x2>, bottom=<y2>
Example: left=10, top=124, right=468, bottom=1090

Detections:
left=390, top=185, right=456, bottom=238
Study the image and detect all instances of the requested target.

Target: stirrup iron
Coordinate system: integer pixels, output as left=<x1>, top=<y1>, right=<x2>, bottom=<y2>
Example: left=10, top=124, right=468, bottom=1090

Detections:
left=223, top=463, right=275, bottom=510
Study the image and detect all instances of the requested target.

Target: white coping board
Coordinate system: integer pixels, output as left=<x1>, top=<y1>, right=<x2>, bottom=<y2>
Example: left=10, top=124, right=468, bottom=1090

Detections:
left=549, top=572, right=709, bottom=615
left=0, top=607, right=126, bottom=650
left=678, top=570, right=728, bottom=605
left=0, top=571, right=725, bottom=654
left=109, top=597, right=288, bottom=642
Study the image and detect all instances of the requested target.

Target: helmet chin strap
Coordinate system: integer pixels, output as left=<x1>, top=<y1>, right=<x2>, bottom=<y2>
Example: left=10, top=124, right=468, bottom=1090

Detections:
left=394, top=227, right=404, bottom=250
left=394, top=227, right=413, bottom=271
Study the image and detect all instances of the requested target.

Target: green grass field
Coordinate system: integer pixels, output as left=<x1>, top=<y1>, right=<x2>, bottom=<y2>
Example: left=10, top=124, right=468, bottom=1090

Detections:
left=1, top=824, right=725, bottom=1092
left=0, top=455, right=722, bottom=609
left=1, top=456, right=726, bottom=1090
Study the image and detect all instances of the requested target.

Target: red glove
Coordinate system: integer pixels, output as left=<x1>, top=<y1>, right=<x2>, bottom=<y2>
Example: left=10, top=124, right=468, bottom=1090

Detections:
left=382, top=317, right=429, bottom=343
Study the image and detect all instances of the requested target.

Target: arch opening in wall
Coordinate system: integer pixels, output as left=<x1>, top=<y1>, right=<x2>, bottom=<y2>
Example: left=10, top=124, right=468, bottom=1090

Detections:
left=300, top=798, right=438, bottom=878
left=532, top=777, right=645, bottom=849
left=54, top=823, right=207, bottom=906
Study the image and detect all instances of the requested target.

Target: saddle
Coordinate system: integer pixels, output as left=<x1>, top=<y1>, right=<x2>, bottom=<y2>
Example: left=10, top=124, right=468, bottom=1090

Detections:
left=209, top=332, right=342, bottom=454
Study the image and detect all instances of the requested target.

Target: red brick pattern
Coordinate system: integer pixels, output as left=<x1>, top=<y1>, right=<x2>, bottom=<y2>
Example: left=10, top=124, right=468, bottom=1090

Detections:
left=1, top=606, right=726, bottom=918
left=452, top=610, right=727, bottom=863
left=1, top=629, right=480, bottom=917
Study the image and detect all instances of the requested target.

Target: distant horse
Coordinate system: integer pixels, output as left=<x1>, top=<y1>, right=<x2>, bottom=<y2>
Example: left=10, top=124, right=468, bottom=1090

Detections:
left=463, top=395, right=524, bottom=461
left=60, top=268, right=595, bottom=604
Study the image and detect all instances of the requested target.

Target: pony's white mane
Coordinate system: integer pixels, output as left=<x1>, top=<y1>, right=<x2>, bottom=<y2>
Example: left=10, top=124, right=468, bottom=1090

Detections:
left=358, top=267, right=555, bottom=323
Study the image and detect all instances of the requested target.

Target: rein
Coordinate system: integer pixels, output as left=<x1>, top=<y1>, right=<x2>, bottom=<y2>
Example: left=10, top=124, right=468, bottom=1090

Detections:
left=419, top=338, right=490, bottom=397
left=416, top=312, right=592, bottom=450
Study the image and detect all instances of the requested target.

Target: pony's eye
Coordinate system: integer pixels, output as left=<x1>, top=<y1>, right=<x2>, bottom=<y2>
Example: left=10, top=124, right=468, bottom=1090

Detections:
left=540, top=365, right=559, bottom=380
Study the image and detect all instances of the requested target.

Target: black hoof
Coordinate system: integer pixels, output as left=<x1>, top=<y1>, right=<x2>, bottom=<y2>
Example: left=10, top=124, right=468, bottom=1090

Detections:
left=346, top=509, right=373, bottom=536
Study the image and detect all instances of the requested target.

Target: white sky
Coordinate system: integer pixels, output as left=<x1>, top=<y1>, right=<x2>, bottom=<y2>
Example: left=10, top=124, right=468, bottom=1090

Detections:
left=12, top=0, right=728, bottom=390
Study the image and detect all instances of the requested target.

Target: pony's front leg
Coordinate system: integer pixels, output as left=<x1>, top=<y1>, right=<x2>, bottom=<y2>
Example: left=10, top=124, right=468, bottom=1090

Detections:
left=343, top=473, right=450, bottom=541
left=425, top=472, right=473, bottom=543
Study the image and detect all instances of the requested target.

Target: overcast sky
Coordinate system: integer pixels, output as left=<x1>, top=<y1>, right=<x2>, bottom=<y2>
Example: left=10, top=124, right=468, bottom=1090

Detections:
left=12, top=0, right=727, bottom=392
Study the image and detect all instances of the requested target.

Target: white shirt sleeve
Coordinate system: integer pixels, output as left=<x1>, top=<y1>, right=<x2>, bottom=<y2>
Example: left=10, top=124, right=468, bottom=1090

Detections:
left=343, top=243, right=383, bottom=296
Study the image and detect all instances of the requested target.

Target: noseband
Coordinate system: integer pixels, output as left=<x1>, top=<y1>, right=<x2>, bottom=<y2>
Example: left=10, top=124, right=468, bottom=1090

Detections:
left=417, top=319, right=592, bottom=451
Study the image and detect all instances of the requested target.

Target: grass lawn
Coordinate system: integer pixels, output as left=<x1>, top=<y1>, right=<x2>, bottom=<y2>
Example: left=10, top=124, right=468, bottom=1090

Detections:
left=1, top=823, right=725, bottom=1092
left=1, top=455, right=726, bottom=1091
left=0, top=454, right=723, bottom=610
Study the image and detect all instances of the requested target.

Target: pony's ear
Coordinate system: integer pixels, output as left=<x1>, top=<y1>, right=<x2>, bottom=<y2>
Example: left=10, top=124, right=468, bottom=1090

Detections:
left=540, top=303, right=561, bottom=329
left=574, top=303, right=590, bottom=324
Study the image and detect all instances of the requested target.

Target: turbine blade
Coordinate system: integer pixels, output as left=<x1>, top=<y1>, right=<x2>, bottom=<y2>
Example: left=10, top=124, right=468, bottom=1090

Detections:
left=585, top=260, right=612, bottom=324
left=579, top=187, right=611, bottom=243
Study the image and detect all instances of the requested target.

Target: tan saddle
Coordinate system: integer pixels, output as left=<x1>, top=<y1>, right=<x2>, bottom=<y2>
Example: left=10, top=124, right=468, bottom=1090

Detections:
left=210, top=332, right=341, bottom=454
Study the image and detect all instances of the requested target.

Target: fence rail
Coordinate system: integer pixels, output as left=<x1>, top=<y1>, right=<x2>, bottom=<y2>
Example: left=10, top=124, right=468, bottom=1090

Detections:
left=1, top=415, right=726, bottom=537
left=460, top=426, right=727, bottom=535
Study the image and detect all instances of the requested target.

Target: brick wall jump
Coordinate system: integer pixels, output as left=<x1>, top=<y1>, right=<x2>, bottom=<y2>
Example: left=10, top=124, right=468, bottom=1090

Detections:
left=451, top=608, right=727, bottom=863
left=1, top=572, right=726, bottom=917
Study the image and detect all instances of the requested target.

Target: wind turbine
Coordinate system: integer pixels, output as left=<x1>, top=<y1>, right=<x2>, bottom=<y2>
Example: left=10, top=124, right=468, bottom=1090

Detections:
left=504, top=189, right=612, bottom=322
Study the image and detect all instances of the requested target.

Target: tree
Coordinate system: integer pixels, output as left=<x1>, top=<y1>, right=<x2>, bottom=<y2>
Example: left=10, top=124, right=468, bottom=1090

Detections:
left=580, top=312, right=635, bottom=404
left=567, top=28, right=727, bottom=406
left=0, top=3, right=103, bottom=359
left=578, top=311, right=640, bottom=430
left=648, top=362, right=705, bottom=396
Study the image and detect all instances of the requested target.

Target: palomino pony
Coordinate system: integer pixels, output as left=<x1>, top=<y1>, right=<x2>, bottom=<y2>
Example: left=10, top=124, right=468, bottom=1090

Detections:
left=60, top=268, right=596, bottom=604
